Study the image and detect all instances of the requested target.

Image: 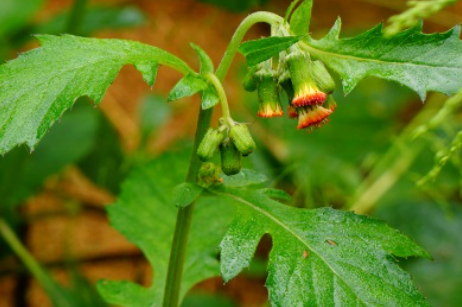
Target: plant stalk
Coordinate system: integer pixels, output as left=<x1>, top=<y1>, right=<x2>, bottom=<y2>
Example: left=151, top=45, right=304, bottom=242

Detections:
left=162, top=11, right=283, bottom=307
left=0, top=218, right=70, bottom=306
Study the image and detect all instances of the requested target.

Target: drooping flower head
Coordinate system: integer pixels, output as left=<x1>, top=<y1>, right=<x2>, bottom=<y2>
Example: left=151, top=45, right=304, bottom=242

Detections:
left=297, top=105, right=333, bottom=130
left=256, top=69, right=284, bottom=118
left=286, top=51, right=327, bottom=107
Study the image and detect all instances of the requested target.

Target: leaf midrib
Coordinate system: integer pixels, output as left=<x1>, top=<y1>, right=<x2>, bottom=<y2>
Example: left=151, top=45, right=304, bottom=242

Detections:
left=301, top=41, right=461, bottom=70
left=214, top=190, right=369, bottom=306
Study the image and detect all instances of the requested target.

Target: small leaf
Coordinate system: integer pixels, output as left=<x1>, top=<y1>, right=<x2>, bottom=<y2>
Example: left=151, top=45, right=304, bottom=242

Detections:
left=213, top=186, right=431, bottom=307
left=221, top=169, right=267, bottom=187
left=239, top=36, right=303, bottom=66
left=290, top=0, right=313, bottom=36
left=304, top=19, right=462, bottom=99
left=172, top=182, right=203, bottom=208
left=168, top=73, right=208, bottom=102
left=190, top=43, right=214, bottom=74
left=201, top=86, right=220, bottom=109
left=284, top=0, right=303, bottom=23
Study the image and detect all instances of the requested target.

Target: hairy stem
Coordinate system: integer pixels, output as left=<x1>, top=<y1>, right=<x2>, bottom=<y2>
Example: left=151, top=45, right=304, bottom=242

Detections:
left=0, top=218, right=70, bottom=306
left=66, top=0, right=88, bottom=34
left=162, top=11, right=282, bottom=307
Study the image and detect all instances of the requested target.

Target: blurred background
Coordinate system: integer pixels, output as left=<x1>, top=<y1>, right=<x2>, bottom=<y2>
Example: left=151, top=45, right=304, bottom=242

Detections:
left=0, top=0, right=461, bottom=306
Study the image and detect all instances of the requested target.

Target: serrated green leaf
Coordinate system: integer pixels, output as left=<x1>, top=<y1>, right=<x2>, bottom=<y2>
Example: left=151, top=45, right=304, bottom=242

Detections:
left=201, top=86, right=220, bottom=109
left=0, top=35, right=192, bottom=155
left=97, top=153, right=235, bottom=307
left=303, top=19, right=462, bottom=99
left=239, top=36, right=303, bottom=66
left=213, top=187, right=431, bottom=307
left=172, top=182, right=203, bottom=208
left=222, top=169, right=267, bottom=187
left=190, top=43, right=214, bottom=74
left=289, top=0, right=313, bottom=36
left=168, top=73, right=208, bottom=102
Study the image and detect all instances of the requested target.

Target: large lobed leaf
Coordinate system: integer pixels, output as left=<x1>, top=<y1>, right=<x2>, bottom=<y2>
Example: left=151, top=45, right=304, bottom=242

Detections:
left=303, top=19, right=462, bottom=100
left=213, top=186, right=431, bottom=307
left=0, top=35, right=191, bottom=155
left=97, top=153, right=234, bottom=307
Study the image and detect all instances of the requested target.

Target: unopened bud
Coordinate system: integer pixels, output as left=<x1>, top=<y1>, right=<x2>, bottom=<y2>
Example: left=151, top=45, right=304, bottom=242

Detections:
left=286, top=51, right=327, bottom=107
left=229, top=124, right=256, bottom=156
left=220, top=140, right=241, bottom=176
left=311, top=61, right=336, bottom=94
left=197, top=128, right=224, bottom=161
left=257, top=73, right=283, bottom=118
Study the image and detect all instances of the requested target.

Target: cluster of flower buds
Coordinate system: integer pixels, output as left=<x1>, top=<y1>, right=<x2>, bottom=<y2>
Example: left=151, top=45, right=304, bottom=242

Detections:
left=243, top=48, right=337, bottom=132
left=197, top=123, right=256, bottom=176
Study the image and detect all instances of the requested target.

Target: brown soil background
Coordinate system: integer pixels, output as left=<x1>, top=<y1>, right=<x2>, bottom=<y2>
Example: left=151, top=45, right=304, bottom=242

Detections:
left=0, top=0, right=461, bottom=306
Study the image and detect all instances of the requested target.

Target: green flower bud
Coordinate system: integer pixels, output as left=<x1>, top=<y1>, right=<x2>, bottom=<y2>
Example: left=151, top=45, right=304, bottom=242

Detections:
left=197, top=162, right=221, bottom=187
left=257, top=73, right=283, bottom=118
left=197, top=128, right=224, bottom=161
left=311, top=61, right=336, bottom=94
left=229, top=124, right=256, bottom=156
left=220, top=140, right=241, bottom=176
left=242, top=66, right=259, bottom=92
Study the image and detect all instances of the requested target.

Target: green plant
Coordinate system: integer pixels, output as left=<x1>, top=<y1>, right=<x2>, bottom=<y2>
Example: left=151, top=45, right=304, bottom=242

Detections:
left=1, top=0, right=462, bottom=306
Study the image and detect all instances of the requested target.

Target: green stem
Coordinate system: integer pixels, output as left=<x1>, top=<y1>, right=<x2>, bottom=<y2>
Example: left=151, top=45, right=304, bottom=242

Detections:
left=204, top=72, right=232, bottom=124
left=0, top=218, right=70, bottom=306
left=162, top=11, right=282, bottom=307
left=66, top=0, right=88, bottom=34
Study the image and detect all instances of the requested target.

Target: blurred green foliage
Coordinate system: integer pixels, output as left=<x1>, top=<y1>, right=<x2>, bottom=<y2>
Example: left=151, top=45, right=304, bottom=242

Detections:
left=198, top=0, right=270, bottom=12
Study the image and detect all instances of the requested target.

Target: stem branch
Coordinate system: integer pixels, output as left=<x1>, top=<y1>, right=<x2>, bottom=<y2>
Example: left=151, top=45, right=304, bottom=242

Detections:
left=204, top=72, right=232, bottom=123
left=162, top=11, right=282, bottom=307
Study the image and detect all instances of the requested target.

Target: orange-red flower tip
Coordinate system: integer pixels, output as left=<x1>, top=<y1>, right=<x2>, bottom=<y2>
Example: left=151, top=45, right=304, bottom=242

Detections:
left=296, top=105, right=333, bottom=130
left=287, top=104, right=298, bottom=119
left=257, top=102, right=284, bottom=118
left=292, top=90, right=327, bottom=107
